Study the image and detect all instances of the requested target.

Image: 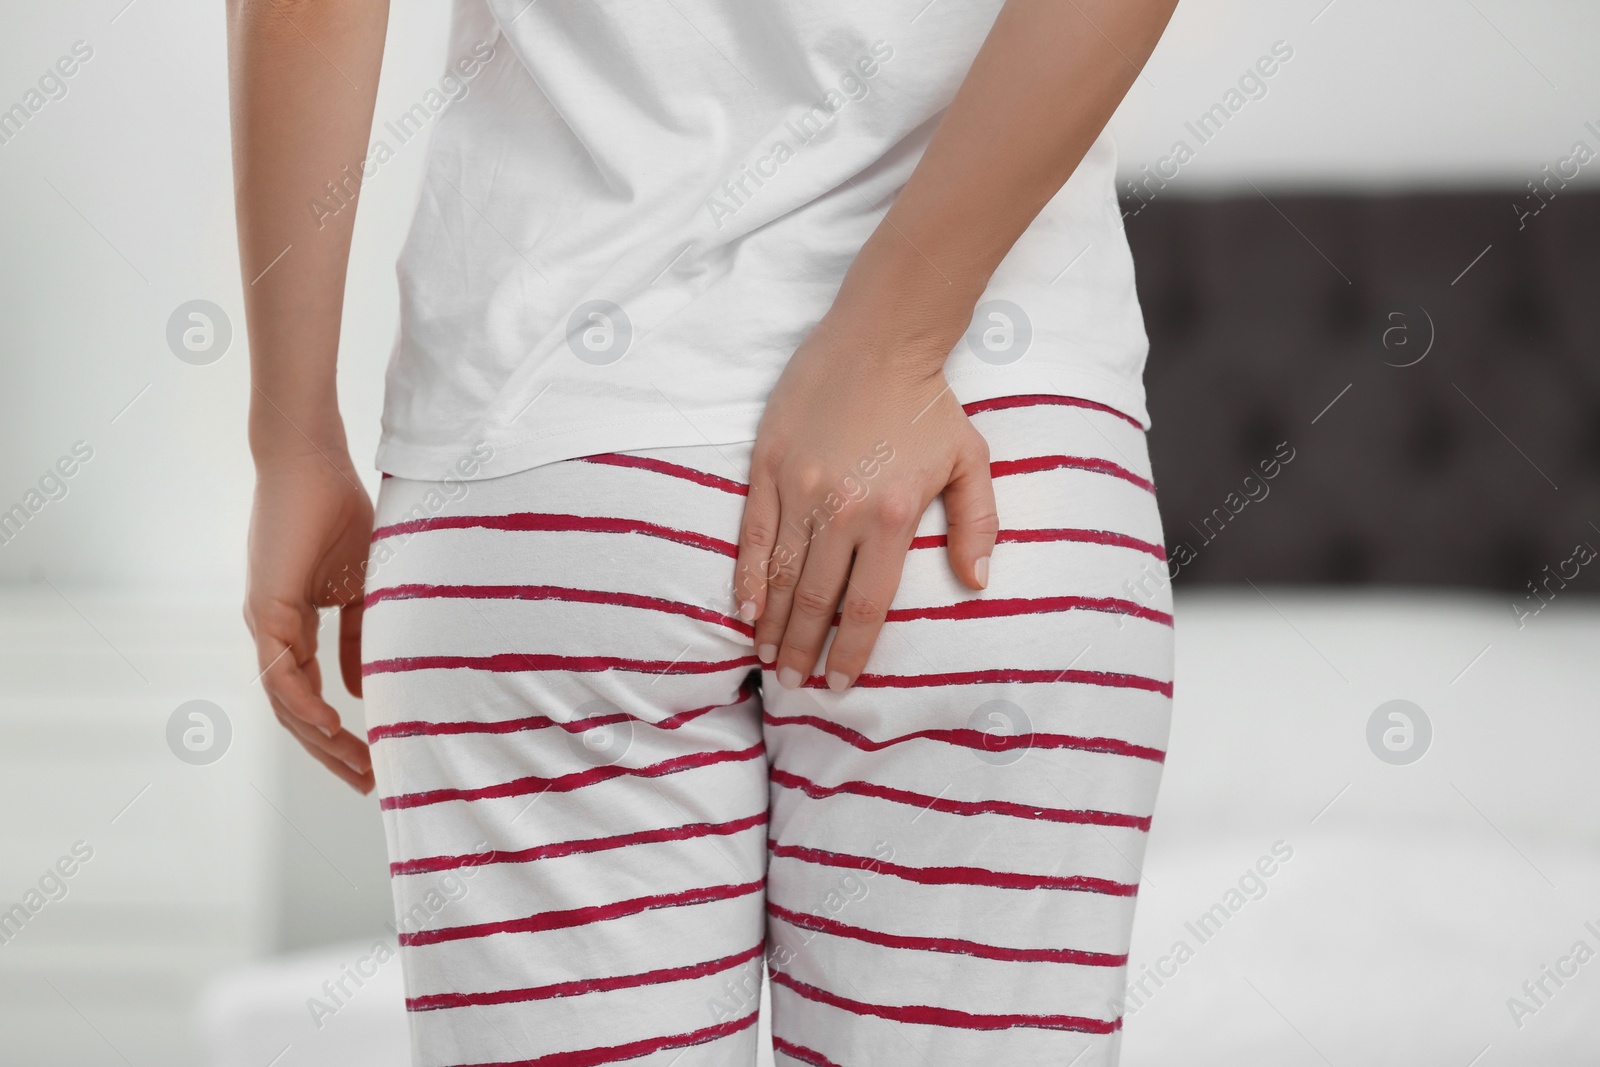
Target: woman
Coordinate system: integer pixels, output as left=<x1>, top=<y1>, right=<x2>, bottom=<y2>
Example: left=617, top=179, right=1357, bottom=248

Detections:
left=229, top=0, right=1178, bottom=1063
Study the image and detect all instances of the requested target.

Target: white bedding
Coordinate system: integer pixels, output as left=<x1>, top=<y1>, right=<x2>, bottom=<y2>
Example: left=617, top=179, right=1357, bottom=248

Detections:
left=197, top=939, right=410, bottom=1067
left=1122, top=589, right=1600, bottom=1065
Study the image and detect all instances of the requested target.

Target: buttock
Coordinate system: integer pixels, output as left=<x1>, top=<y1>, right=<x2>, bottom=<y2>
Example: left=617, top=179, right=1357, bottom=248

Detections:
left=360, top=394, right=1174, bottom=1067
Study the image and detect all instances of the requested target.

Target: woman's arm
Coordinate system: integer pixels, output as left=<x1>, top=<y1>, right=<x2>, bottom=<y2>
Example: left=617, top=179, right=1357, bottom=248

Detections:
left=228, top=0, right=391, bottom=792
left=736, top=0, right=1178, bottom=691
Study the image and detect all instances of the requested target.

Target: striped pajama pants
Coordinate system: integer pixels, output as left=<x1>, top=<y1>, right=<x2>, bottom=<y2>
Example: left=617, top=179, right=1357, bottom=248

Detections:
left=360, top=394, right=1175, bottom=1067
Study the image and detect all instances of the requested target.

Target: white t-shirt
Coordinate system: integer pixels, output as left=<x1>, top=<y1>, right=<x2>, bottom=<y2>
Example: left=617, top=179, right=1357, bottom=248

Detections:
left=374, top=0, right=1150, bottom=481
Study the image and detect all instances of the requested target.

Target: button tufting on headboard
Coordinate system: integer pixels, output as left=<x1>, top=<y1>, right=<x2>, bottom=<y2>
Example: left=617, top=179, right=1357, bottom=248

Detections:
left=1583, top=412, right=1600, bottom=474
left=1406, top=404, right=1456, bottom=474
left=1238, top=408, right=1286, bottom=468
left=1124, top=190, right=1600, bottom=592
left=1321, top=534, right=1374, bottom=585
left=1499, top=281, right=1549, bottom=340
left=1323, top=278, right=1366, bottom=340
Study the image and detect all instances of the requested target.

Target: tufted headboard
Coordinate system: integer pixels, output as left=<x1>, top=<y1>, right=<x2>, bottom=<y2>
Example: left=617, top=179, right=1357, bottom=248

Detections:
left=1121, top=189, right=1600, bottom=594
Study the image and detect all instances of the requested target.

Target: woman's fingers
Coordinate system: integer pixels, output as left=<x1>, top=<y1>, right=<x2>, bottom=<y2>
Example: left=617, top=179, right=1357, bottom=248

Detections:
left=253, top=627, right=339, bottom=739
left=270, top=692, right=370, bottom=771
left=772, top=527, right=855, bottom=689
left=824, top=533, right=912, bottom=691
left=943, top=429, right=999, bottom=589
left=733, top=474, right=781, bottom=624
left=252, top=604, right=374, bottom=791
left=264, top=645, right=350, bottom=747
left=273, top=700, right=375, bottom=793
left=340, top=599, right=364, bottom=699
left=301, top=739, right=375, bottom=794
left=741, top=394, right=998, bottom=691
left=753, top=518, right=811, bottom=668
left=267, top=667, right=375, bottom=788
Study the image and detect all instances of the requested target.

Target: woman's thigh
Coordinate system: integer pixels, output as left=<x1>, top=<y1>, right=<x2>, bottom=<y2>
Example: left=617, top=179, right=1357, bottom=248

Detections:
left=360, top=452, right=770, bottom=1067
left=358, top=393, right=1173, bottom=1066
left=762, top=396, right=1174, bottom=1067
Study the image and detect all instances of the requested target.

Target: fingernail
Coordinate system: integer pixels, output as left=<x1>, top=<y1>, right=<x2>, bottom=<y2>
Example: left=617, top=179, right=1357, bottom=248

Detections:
left=826, top=670, right=851, bottom=692
left=738, top=600, right=758, bottom=622
left=777, top=666, right=802, bottom=690
left=974, top=555, right=990, bottom=589
left=316, top=724, right=336, bottom=739
left=758, top=643, right=777, bottom=664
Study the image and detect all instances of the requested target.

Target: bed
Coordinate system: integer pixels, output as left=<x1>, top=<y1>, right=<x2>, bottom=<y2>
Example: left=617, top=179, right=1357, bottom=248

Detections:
left=195, top=191, right=1600, bottom=1064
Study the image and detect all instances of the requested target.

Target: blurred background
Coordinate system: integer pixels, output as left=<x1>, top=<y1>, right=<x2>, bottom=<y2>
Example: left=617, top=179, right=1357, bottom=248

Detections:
left=1, top=0, right=1596, bottom=1064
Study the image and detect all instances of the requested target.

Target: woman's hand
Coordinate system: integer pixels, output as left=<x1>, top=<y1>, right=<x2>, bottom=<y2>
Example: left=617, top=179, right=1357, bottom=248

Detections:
left=725, top=0, right=1178, bottom=692
left=244, top=449, right=376, bottom=793
left=735, top=309, right=998, bottom=692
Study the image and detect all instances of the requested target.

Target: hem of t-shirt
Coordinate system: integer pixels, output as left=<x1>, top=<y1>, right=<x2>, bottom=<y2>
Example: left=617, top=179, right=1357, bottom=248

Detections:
left=373, top=364, right=1150, bottom=483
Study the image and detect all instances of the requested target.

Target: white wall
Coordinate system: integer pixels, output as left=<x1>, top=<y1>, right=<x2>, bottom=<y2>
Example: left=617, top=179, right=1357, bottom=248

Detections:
left=1105, top=0, right=1600, bottom=190
left=0, top=0, right=451, bottom=594
left=0, top=2, right=453, bottom=1045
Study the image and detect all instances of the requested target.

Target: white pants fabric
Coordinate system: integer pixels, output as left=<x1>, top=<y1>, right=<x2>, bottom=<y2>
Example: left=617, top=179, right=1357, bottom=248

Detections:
left=360, top=395, right=1175, bottom=1067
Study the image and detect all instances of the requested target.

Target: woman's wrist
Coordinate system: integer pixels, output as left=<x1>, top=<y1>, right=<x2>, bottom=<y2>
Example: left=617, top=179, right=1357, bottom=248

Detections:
left=824, top=226, right=991, bottom=381
left=249, top=400, right=351, bottom=468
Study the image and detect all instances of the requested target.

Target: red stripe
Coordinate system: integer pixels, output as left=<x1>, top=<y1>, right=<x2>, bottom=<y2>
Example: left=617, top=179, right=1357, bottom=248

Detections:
left=443, top=1010, right=758, bottom=1067
left=401, top=879, right=764, bottom=947
left=767, top=840, right=1137, bottom=897
left=962, top=393, right=1144, bottom=430
left=363, top=583, right=752, bottom=635
left=371, top=681, right=756, bottom=743
left=392, top=813, right=767, bottom=876
left=824, top=666, right=1173, bottom=699
left=769, top=768, right=1151, bottom=830
left=768, top=902, right=1125, bottom=966
left=363, top=651, right=757, bottom=679
left=579, top=453, right=749, bottom=496
left=768, top=970, right=1120, bottom=1034
left=883, top=594, right=1171, bottom=628
left=910, top=526, right=1166, bottom=560
left=772, top=1037, right=845, bottom=1067
left=381, top=742, right=765, bottom=811
left=365, top=584, right=1166, bottom=634
left=409, top=943, right=763, bottom=1011
left=762, top=710, right=1165, bottom=764
left=375, top=509, right=1164, bottom=566
left=370, top=512, right=737, bottom=556
left=991, top=454, right=1154, bottom=493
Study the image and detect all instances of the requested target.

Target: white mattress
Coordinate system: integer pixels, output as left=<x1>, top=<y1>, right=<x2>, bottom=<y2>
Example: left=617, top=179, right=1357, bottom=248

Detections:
left=197, top=939, right=410, bottom=1067
left=1123, top=589, right=1600, bottom=1065
left=196, top=591, right=1600, bottom=1065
